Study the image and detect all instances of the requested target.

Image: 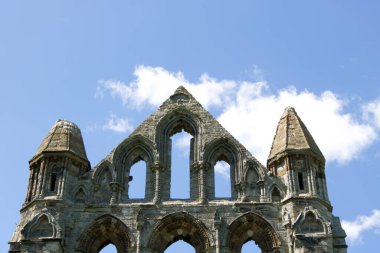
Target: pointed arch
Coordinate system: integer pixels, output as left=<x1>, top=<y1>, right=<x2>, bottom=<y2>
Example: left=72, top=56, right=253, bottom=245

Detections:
left=76, top=215, right=132, bottom=253
left=22, top=212, right=59, bottom=239
left=147, top=212, right=213, bottom=253
left=72, top=185, right=87, bottom=203
left=113, top=134, right=155, bottom=175
left=294, top=208, right=328, bottom=234
left=203, top=137, right=242, bottom=199
left=301, top=212, right=325, bottom=233
left=203, top=137, right=241, bottom=167
left=155, top=109, right=202, bottom=200
left=271, top=186, right=281, bottom=203
left=155, top=108, right=202, bottom=164
left=92, top=159, right=113, bottom=185
left=92, top=160, right=113, bottom=204
left=113, top=135, right=155, bottom=201
left=227, top=212, right=281, bottom=253
left=243, top=159, right=265, bottom=181
left=267, top=183, right=283, bottom=203
left=243, top=161, right=263, bottom=199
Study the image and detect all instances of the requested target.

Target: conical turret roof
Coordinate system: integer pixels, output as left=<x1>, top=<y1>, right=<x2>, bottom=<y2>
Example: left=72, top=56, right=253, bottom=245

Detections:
left=32, top=119, right=88, bottom=162
left=268, top=107, right=324, bottom=161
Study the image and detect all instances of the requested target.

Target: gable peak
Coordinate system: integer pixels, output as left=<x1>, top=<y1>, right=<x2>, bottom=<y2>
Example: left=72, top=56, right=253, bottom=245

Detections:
left=169, top=85, right=197, bottom=103
left=172, top=85, right=194, bottom=97
left=174, top=85, right=190, bottom=94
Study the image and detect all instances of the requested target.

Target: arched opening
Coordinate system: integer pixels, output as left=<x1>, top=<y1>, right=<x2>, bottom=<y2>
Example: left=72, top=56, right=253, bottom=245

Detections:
left=49, top=173, right=57, bottom=192
left=170, top=130, right=193, bottom=199
left=271, top=187, right=281, bottom=202
left=155, top=110, right=200, bottom=201
left=242, top=240, right=261, bottom=253
left=294, top=160, right=308, bottom=193
left=76, top=215, right=131, bottom=253
left=298, top=172, right=305, bottom=191
left=112, top=135, right=155, bottom=202
left=99, top=243, right=117, bottom=253
left=203, top=138, right=239, bottom=200
left=165, top=240, right=195, bottom=253
left=128, top=160, right=146, bottom=199
left=228, top=212, right=281, bottom=253
left=214, top=160, right=231, bottom=198
left=148, top=212, right=211, bottom=253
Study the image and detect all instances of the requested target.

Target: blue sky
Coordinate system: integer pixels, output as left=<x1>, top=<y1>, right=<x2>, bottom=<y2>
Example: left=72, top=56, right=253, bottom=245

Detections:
left=1, top=1, right=380, bottom=252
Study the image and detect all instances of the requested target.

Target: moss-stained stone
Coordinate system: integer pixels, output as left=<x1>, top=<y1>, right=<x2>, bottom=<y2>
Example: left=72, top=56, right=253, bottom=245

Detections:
left=8, top=86, right=347, bottom=253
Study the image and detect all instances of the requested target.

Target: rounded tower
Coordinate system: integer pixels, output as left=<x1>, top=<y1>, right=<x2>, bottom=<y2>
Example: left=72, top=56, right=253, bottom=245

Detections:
left=25, top=119, right=90, bottom=203
left=267, top=107, right=329, bottom=201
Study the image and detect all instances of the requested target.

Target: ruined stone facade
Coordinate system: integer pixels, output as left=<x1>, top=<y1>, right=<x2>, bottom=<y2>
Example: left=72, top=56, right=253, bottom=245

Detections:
left=9, top=86, right=347, bottom=253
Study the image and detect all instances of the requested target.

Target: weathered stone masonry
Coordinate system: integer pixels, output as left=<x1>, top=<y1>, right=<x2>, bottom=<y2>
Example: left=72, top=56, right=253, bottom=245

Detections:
left=8, top=86, right=347, bottom=253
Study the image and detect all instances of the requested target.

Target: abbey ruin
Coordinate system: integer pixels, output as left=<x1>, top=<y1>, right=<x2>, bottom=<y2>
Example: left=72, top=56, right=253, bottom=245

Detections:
left=8, top=86, right=347, bottom=253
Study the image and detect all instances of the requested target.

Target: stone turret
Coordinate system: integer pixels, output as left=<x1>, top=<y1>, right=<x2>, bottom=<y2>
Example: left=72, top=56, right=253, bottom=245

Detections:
left=9, top=89, right=347, bottom=253
left=32, top=119, right=89, bottom=162
left=25, top=119, right=90, bottom=203
left=267, top=107, right=329, bottom=201
left=267, top=107, right=347, bottom=253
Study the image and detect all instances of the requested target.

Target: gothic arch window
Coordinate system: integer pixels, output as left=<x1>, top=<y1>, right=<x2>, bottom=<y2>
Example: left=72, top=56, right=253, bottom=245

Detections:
left=301, top=212, right=324, bottom=234
left=28, top=214, right=53, bottom=239
left=93, top=161, right=113, bottom=186
left=113, top=136, right=155, bottom=202
left=22, top=212, right=59, bottom=240
left=49, top=173, right=57, bottom=192
left=93, top=164, right=113, bottom=204
left=271, top=186, right=281, bottom=203
left=46, top=164, right=63, bottom=195
left=203, top=138, right=240, bottom=199
left=155, top=110, right=201, bottom=200
left=244, top=167, right=260, bottom=200
left=293, top=159, right=308, bottom=193
left=73, top=187, right=87, bottom=203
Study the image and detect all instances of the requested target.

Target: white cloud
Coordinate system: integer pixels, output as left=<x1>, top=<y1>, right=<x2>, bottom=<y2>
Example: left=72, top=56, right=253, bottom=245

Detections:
left=214, top=161, right=230, bottom=179
left=98, top=65, right=237, bottom=109
left=172, top=132, right=193, bottom=157
left=218, top=85, right=377, bottom=164
left=342, top=209, right=380, bottom=243
left=363, top=98, right=380, bottom=129
left=98, top=65, right=378, bottom=165
left=103, top=114, right=133, bottom=133
left=174, top=133, right=193, bottom=149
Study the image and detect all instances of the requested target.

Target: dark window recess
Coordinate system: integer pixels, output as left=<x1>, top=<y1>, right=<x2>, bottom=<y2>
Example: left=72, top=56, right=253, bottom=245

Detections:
left=50, top=174, right=57, bottom=192
left=298, top=172, right=304, bottom=190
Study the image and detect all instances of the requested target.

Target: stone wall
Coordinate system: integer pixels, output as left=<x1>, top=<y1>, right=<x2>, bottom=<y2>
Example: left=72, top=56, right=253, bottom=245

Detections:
left=8, top=87, right=347, bottom=253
